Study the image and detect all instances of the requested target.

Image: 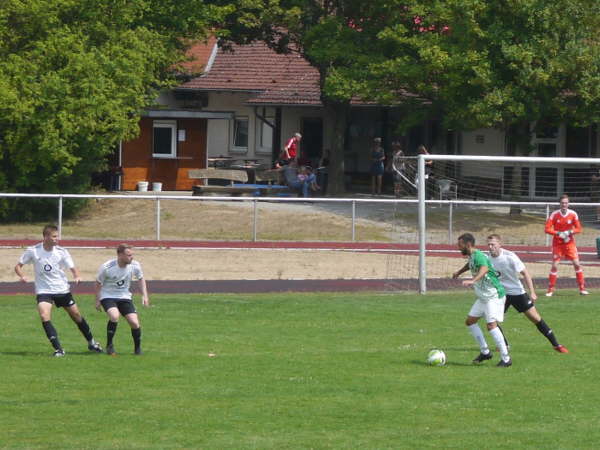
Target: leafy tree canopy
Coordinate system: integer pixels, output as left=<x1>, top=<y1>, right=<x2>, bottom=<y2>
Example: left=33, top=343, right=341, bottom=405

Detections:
left=363, top=0, right=600, bottom=131
left=0, top=0, right=221, bottom=219
left=213, top=0, right=599, bottom=131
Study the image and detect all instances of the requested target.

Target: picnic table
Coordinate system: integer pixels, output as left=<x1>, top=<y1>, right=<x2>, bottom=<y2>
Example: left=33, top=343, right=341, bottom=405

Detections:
left=207, top=156, right=234, bottom=168
left=192, top=184, right=290, bottom=197
left=189, top=168, right=290, bottom=196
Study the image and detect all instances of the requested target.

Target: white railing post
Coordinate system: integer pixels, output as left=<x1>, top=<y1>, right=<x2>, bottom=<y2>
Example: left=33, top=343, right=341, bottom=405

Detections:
left=545, top=203, right=550, bottom=246
left=252, top=199, right=258, bottom=242
left=156, top=198, right=161, bottom=241
left=448, top=201, right=453, bottom=245
left=418, top=155, right=426, bottom=294
left=58, top=196, right=63, bottom=239
left=351, top=200, right=356, bottom=242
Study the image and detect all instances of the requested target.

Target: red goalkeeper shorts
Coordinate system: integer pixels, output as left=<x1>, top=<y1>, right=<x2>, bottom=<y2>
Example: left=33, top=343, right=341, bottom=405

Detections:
left=552, top=243, right=579, bottom=261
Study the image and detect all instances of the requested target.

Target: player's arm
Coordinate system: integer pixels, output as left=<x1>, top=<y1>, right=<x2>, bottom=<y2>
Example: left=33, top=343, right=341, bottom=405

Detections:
left=14, top=262, right=28, bottom=283
left=70, top=267, right=81, bottom=284
left=520, top=268, right=537, bottom=302
left=571, top=216, right=582, bottom=235
left=544, top=217, right=557, bottom=236
left=283, top=139, right=293, bottom=158
left=94, top=281, right=103, bottom=311
left=138, top=278, right=150, bottom=307
left=452, top=262, right=470, bottom=279
left=463, top=265, right=488, bottom=287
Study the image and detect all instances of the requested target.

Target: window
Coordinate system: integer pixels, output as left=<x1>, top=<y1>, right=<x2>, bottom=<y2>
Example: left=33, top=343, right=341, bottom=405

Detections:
left=232, top=117, right=249, bottom=151
left=256, top=117, right=274, bottom=154
left=153, top=120, right=177, bottom=158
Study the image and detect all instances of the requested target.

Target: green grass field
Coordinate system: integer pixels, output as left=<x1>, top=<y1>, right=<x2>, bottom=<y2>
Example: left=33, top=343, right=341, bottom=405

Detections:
left=1, top=291, right=598, bottom=449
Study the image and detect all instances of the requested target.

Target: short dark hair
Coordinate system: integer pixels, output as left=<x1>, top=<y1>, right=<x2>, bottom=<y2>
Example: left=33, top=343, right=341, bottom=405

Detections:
left=560, top=194, right=569, bottom=201
left=117, top=243, right=132, bottom=254
left=42, top=225, right=58, bottom=237
left=458, top=233, right=475, bottom=245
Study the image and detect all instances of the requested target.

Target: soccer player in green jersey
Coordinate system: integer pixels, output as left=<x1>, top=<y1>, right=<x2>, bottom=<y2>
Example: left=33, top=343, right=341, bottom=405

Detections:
left=452, top=233, right=512, bottom=367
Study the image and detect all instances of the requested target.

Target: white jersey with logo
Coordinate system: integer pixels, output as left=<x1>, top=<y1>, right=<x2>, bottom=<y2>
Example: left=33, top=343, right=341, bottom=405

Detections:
left=96, top=259, right=143, bottom=300
left=19, top=243, right=75, bottom=295
left=488, top=249, right=526, bottom=296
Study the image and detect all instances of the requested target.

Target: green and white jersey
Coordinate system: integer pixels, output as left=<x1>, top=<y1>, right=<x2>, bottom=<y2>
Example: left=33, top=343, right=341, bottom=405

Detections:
left=469, top=249, right=505, bottom=301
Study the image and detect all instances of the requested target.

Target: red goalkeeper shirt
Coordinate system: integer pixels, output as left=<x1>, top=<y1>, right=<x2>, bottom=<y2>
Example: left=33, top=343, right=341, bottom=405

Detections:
left=545, top=208, right=581, bottom=247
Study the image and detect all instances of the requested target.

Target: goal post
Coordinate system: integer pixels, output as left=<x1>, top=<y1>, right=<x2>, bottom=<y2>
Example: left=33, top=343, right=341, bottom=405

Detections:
left=416, top=154, right=600, bottom=294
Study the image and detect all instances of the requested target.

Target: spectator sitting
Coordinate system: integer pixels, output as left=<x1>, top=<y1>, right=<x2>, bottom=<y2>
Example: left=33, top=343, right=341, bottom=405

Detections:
left=283, top=164, right=319, bottom=197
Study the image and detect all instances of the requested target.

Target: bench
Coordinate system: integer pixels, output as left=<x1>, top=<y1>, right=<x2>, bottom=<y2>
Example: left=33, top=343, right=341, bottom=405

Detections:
left=189, top=168, right=249, bottom=185
left=189, top=168, right=250, bottom=196
left=192, top=184, right=261, bottom=196
left=255, top=169, right=282, bottom=185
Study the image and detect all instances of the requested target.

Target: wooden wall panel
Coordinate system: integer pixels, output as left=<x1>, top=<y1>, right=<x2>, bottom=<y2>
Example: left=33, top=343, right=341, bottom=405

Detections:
left=121, top=117, right=207, bottom=191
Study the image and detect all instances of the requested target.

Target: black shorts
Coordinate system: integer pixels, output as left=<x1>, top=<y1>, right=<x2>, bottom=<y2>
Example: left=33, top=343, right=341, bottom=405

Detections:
left=36, top=293, right=75, bottom=308
left=101, top=298, right=137, bottom=316
left=504, top=293, right=534, bottom=313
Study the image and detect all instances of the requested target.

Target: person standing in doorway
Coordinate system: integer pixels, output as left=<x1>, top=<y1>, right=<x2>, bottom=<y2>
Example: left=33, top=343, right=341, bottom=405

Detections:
left=370, top=137, right=385, bottom=195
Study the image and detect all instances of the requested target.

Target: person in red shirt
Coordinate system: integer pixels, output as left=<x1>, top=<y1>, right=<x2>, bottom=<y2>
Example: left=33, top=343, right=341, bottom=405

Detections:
left=544, top=194, right=588, bottom=296
left=279, top=132, right=301, bottom=164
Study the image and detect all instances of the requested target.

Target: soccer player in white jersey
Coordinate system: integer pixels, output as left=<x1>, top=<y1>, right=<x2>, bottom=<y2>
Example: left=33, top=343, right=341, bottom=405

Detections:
left=95, top=244, right=149, bottom=355
left=452, top=233, right=512, bottom=367
left=487, top=234, right=569, bottom=353
left=14, top=225, right=102, bottom=357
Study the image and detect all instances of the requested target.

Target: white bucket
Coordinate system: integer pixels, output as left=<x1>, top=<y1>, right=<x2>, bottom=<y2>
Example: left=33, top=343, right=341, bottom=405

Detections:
left=152, top=182, right=163, bottom=192
left=137, top=181, right=148, bottom=192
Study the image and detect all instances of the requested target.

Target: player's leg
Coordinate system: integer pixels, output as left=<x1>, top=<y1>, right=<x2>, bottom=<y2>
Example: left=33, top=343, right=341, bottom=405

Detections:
left=101, top=299, right=121, bottom=355
left=37, top=298, right=64, bottom=356
left=485, top=298, right=511, bottom=366
left=62, top=297, right=102, bottom=352
left=523, top=307, right=568, bottom=353
left=546, top=254, right=561, bottom=296
left=466, top=301, right=492, bottom=363
left=571, top=255, right=588, bottom=295
left=124, top=313, right=142, bottom=355
left=119, top=300, right=142, bottom=354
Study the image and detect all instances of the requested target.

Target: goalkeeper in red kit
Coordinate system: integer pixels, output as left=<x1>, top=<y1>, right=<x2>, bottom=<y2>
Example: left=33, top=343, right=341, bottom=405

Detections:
left=544, top=194, right=588, bottom=296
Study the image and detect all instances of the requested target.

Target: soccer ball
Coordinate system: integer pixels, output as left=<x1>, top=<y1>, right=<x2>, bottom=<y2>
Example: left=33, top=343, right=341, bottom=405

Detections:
left=427, top=349, right=446, bottom=366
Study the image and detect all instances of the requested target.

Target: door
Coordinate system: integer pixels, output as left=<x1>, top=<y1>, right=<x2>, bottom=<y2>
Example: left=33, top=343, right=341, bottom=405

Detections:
left=531, top=124, right=563, bottom=198
left=300, top=117, right=323, bottom=166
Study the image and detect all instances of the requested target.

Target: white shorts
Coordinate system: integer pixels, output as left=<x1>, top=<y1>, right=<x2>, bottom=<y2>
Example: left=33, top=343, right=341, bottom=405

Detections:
left=468, top=296, right=506, bottom=324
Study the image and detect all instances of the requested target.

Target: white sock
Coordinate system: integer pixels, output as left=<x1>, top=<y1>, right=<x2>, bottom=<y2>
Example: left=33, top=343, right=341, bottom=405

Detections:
left=490, top=327, right=510, bottom=361
left=468, top=324, right=489, bottom=353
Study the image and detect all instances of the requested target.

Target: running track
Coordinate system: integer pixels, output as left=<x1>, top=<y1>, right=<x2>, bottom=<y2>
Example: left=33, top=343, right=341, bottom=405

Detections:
left=1, top=239, right=598, bottom=294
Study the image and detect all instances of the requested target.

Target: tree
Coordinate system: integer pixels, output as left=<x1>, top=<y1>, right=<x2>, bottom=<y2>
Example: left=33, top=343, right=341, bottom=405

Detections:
left=0, top=0, right=221, bottom=220
left=353, top=0, right=599, bottom=212
left=211, top=1, right=413, bottom=194
left=364, top=0, right=600, bottom=133
left=212, top=1, right=600, bottom=195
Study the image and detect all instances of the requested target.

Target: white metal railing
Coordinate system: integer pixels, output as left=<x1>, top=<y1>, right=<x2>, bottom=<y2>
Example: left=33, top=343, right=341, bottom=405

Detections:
left=416, top=154, right=600, bottom=293
left=2, top=192, right=583, bottom=243
left=1, top=189, right=598, bottom=294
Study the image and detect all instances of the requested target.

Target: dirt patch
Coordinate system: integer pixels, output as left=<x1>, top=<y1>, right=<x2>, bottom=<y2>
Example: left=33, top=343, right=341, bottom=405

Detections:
left=1, top=247, right=572, bottom=284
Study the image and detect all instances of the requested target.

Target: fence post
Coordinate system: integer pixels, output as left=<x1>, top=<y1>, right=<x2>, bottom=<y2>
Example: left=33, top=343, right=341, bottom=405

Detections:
left=418, top=155, right=426, bottom=294
left=545, top=203, right=550, bottom=246
left=448, top=201, right=453, bottom=245
left=351, top=200, right=356, bottom=242
left=252, top=199, right=258, bottom=242
left=156, top=198, right=161, bottom=241
left=58, top=196, right=63, bottom=239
